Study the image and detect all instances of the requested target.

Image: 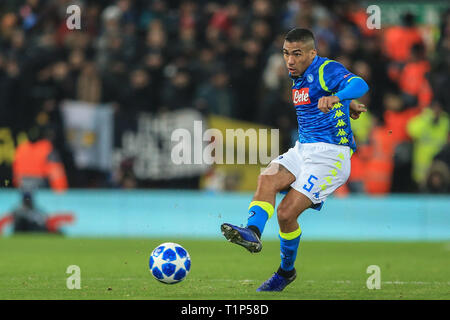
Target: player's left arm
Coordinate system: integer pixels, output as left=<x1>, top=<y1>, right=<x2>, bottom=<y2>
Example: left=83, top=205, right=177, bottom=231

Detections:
left=317, top=61, right=369, bottom=114
left=349, top=100, right=367, bottom=120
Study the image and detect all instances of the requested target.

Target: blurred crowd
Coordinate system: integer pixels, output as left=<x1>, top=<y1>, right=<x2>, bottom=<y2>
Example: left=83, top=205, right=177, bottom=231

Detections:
left=0, top=0, right=449, bottom=194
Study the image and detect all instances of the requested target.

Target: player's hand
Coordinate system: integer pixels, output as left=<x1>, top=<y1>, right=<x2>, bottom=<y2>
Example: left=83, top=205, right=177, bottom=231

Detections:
left=349, top=100, right=367, bottom=120
left=318, top=95, right=340, bottom=114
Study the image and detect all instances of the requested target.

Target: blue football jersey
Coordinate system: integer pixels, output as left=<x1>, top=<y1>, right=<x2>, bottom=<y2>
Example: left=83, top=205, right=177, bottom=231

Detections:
left=291, top=55, right=358, bottom=152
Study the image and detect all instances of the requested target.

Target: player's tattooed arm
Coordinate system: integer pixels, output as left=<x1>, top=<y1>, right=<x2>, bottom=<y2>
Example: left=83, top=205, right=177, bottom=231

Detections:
left=349, top=100, right=367, bottom=120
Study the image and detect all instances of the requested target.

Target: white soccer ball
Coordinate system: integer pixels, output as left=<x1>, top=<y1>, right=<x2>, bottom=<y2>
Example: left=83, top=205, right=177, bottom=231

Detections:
left=149, top=242, right=191, bottom=284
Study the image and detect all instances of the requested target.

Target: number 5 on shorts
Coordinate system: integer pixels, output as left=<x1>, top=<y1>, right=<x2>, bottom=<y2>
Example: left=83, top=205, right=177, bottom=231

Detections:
left=303, top=174, right=318, bottom=192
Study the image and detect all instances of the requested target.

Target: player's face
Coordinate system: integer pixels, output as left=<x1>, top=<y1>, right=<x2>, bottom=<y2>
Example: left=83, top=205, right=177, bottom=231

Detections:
left=282, top=40, right=316, bottom=77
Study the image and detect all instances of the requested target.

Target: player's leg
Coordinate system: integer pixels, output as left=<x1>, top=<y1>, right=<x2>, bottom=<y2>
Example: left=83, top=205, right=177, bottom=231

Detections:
left=257, top=188, right=312, bottom=291
left=257, top=143, right=352, bottom=291
left=277, top=188, right=312, bottom=274
left=221, top=163, right=295, bottom=253
left=247, top=163, right=296, bottom=238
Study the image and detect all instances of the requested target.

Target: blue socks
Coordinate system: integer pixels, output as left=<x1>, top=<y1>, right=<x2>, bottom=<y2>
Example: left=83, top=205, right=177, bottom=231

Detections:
left=279, top=227, right=302, bottom=272
left=246, top=201, right=274, bottom=237
left=246, top=201, right=302, bottom=276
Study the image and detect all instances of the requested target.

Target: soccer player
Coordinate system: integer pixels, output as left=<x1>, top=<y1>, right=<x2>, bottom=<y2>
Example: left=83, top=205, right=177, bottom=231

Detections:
left=221, top=28, right=369, bottom=291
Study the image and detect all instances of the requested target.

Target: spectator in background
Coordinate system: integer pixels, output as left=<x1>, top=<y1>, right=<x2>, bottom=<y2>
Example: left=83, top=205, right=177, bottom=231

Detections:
left=191, top=46, right=217, bottom=86
left=346, top=143, right=370, bottom=193
left=384, top=12, right=423, bottom=64
left=382, top=87, right=420, bottom=192
left=119, top=66, right=155, bottom=113
left=19, top=0, right=40, bottom=31
left=384, top=12, right=425, bottom=97
left=51, top=60, right=74, bottom=101
left=112, top=157, right=138, bottom=189
left=10, top=191, right=74, bottom=234
left=177, top=25, right=197, bottom=58
left=12, top=192, right=48, bottom=233
left=6, top=28, right=26, bottom=61
left=425, top=161, right=449, bottom=194
left=262, top=52, right=285, bottom=93
left=13, top=125, right=68, bottom=193
left=0, top=56, right=22, bottom=128
left=231, top=38, right=263, bottom=121
left=194, top=67, right=235, bottom=117
left=260, top=52, right=288, bottom=124
left=102, top=59, right=128, bottom=105
left=359, top=35, right=392, bottom=121
left=430, top=9, right=450, bottom=114
left=339, top=27, right=363, bottom=62
left=66, top=49, right=85, bottom=99
left=383, top=87, right=420, bottom=147
left=96, top=5, right=123, bottom=72
left=398, top=43, right=432, bottom=109
left=362, top=119, right=396, bottom=195
left=138, top=0, right=169, bottom=32
left=76, top=60, right=102, bottom=103
left=407, top=100, right=450, bottom=190
left=97, top=33, right=129, bottom=73
left=144, top=20, right=167, bottom=56
left=250, top=19, right=272, bottom=49
left=425, top=132, right=450, bottom=193
left=161, top=68, right=195, bottom=112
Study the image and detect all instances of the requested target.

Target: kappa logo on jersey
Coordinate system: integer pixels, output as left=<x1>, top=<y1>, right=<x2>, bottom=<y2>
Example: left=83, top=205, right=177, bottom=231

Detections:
left=292, top=88, right=310, bottom=106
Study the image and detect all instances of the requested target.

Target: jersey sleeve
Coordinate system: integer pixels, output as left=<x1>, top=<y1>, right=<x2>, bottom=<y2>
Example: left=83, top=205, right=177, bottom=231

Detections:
left=319, top=60, right=359, bottom=93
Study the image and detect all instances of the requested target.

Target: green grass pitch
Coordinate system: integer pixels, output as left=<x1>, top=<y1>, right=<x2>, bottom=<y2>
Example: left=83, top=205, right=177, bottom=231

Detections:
left=0, top=235, right=449, bottom=300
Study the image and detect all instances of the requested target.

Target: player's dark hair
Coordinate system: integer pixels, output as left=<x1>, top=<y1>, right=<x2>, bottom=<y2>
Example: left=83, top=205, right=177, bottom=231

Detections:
left=285, top=28, right=315, bottom=47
